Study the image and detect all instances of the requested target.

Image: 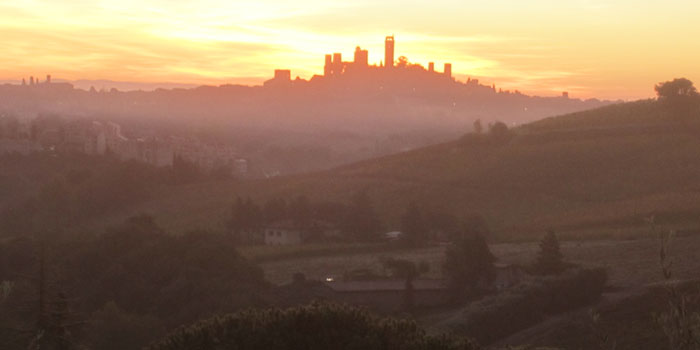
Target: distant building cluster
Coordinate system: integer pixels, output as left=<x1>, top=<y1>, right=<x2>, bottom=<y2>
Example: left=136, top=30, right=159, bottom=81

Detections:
left=0, top=114, right=249, bottom=175
left=321, top=35, right=453, bottom=78
left=21, top=74, right=52, bottom=86
left=265, top=35, right=454, bottom=86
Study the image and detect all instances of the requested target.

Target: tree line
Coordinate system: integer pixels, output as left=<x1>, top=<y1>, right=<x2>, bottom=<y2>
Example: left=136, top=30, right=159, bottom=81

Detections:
left=227, top=192, right=475, bottom=245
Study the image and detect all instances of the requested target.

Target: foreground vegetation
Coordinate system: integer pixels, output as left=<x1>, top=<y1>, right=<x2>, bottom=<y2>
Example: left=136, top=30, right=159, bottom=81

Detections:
left=0, top=216, right=269, bottom=350
left=148, top=303, right=479, bottom=350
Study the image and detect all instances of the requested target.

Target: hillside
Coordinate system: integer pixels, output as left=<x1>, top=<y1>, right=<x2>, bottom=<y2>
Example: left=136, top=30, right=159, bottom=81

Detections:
left=6, top=99, right=698, bottom=241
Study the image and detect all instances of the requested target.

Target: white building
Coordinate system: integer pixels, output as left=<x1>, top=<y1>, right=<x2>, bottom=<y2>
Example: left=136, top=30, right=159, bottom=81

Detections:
left=264, top=221, right=303, bottom=245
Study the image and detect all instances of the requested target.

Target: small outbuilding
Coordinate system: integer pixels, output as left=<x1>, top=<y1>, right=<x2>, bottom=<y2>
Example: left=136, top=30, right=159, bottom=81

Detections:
left=264, top=221, right=303, bottom=245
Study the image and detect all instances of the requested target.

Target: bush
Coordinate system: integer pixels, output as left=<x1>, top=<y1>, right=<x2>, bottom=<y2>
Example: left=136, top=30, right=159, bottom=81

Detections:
left=148, top=303, right=479, bottom=350
left=449, top=267, right=607, bottom=345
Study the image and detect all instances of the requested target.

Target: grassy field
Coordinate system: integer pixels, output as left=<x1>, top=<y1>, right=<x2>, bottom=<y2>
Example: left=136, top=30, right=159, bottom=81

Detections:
left=257, top=231, right=700, bottom=287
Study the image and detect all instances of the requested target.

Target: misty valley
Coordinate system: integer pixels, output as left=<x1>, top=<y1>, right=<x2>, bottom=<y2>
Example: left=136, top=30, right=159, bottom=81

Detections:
left=1, top=14, right=700, bottom=350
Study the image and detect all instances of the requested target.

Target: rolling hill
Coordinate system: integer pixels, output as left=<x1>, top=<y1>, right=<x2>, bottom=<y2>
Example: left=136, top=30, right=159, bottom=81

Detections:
left=48, top=99, right=700, bottom=241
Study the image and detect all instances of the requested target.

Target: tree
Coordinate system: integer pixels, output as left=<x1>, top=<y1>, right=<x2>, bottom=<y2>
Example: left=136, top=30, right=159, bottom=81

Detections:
left=655, top=78, right=700, bottom=119
left=289, top=195, right=311, bottom=229
left=488, top=121, right=509, bottom=140
left=443, top=232, right=496, bottom=299
left=655, top=78, right=698, bottom=99
left=341, top=191, right=382, bottom=242
left=3, top=242, right=85, bottom=350
left=472, top=119, right=483, bottom=134
left=147, top=303, right=478, bottom=350
left=85, top=301, right=160, bottom=350
left=396, top=56, right=409, bottom=68
left=227, top=197, right=262, bottom=243
left=424, top=208, right=461, bottom=241
left=262, top=197, right=287, bottom=222
left=400, top=202, right=428, bottom=247
left=171, top=154, right=200, bottom=183
left=382, top=258, right=429, bottom=311
left=533, top=230, right=564, bottom=275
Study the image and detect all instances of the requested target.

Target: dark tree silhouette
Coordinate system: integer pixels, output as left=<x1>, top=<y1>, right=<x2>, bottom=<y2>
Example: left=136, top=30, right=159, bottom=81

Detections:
left=655, top=78, right=698, bottom=99
left=443, top=232, right=496, bottom=298
left=400, top=202, right=428, bottom=247
left=533, top=230, right=564, bottom=275
left=488, top=121, right=509, bottom=140
left=655, top=78, right=700, bottom=119
left=341, top=191, right=382, bottom=242
left=396, top=55, right=409, bottom=68
left=171, top=154, right=200, bottom=183
left=262, top=197, right=287, bottom=222
left=382, top=258, right=430, bottom=311
left=289, top=195, right=311, bottom=229
left=227, top=197, right=262, bottom=243
left=473, top=119, right=483, bottom=134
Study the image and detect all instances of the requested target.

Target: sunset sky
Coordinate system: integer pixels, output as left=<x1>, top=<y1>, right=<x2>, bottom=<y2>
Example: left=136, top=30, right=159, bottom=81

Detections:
left=1, top=0, right=699, bottom=99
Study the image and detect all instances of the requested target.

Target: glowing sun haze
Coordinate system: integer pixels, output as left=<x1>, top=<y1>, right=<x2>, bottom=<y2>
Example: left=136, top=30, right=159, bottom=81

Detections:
left=2, top=0, right=699, bottom=99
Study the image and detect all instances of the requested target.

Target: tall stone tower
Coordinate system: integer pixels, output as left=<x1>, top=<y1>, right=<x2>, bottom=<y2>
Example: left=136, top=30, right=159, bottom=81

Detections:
left=384, top=35, right=394, bottom=69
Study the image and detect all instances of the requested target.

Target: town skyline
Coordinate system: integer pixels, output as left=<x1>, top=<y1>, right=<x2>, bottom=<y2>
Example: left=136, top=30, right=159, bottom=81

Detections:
left=2, top=1, right=700, bottom=100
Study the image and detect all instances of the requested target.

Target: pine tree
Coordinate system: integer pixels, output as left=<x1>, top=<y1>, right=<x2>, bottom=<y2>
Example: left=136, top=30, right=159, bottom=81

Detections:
left=534, top=230, right=564, bottom=275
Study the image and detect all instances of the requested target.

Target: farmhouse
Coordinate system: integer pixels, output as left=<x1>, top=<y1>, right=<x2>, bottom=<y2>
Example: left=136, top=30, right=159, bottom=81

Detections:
left=262, top=220, right=341, bottom=245
left=264, top=221, right=303, bottom=245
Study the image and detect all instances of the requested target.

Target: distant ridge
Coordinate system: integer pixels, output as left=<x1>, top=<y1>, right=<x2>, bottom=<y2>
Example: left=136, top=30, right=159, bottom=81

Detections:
left=0, top=78, right=267, bottom=91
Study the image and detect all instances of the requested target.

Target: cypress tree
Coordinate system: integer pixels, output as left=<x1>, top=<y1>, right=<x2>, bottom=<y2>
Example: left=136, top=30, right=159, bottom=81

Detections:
left=443, top=232, right=496, bottom=298
left=534, top=230, right=564, bottom=275
left=400, top=202, right=427, bottom=247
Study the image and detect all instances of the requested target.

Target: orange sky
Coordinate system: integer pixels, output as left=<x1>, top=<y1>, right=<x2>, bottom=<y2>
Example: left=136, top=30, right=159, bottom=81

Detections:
left=1, top=1, right=699, bottom=100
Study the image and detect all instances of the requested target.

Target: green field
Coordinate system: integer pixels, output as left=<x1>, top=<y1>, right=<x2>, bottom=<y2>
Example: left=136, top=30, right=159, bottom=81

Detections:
left=257, top=232, right=700, bottom=287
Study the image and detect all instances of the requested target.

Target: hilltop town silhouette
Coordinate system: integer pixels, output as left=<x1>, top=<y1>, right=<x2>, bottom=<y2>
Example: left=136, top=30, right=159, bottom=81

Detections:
left=0, top=35, right=610, bottom=175
left=14, top=35, right=554, bottom=98
left=265, top=36, right=457, bottom=88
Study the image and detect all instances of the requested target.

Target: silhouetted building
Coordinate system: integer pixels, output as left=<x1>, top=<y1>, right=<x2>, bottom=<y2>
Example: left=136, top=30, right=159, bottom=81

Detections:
left=293, top=35, right=466, bottom=85
left=324, top=54, right=332, bottom=76
left=264, top=69, right=293, bottom=87
left=29, top=76, right=34, bottom=85
left=274, top=69, right=291, bottom=81
left=562, top=91, right=569, bottom=98
left=46, top=75, right=51, bottom=84
left=385, top=36, right=394, bottom=68
left=332, top=53, right=342, bottom=75
left=354, top=46, right=368, bottom=67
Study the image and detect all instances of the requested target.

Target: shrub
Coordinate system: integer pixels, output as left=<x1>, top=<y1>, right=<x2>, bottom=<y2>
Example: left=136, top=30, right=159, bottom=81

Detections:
left=147, top=303, right=479, bottom=350
left=450, top=267, right=607, bottom=345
